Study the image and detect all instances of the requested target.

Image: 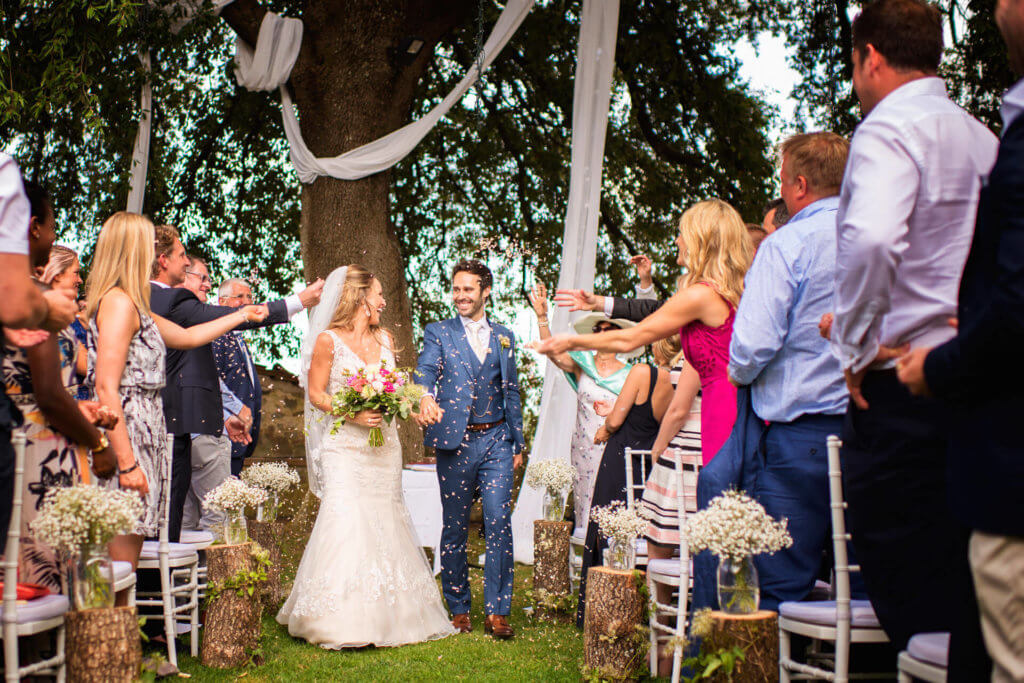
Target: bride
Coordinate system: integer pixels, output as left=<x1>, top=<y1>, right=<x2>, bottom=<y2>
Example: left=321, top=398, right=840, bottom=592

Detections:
left=277, top=264, right=454, bottom=648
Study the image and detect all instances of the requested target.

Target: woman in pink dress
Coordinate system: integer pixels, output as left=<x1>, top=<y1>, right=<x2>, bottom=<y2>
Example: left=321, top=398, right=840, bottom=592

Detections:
left=534, top=198, right=751, bottom=465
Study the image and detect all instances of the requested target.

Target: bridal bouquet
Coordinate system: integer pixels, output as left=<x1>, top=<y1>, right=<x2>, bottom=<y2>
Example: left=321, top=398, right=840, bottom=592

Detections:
left=330, top=361, right=425, bottom=446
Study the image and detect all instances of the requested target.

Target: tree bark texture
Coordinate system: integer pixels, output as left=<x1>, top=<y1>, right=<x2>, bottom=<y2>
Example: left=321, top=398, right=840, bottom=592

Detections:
left=583, top=566, right=648, bottom=681
left=533, top=520, right=572, bottom=622
left=201, top=542, right=263, bottom=668
left=703, top=610, right=779, bottom=683
left=248, top=520, right=285, bottom=606
left=64, top=606, right=141, bottom=683
left=221, top=0, right=476, bottom=462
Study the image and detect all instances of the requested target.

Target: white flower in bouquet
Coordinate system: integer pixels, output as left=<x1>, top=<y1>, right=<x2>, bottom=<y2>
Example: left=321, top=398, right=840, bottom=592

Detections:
left=240, top=461, right=300, bottom=495
left=202, top=477, right=268, bottom=515
left=30, top=485, right=143, bottom=555
left=591, top=501, right=648, bottom=546
left=525, top=460, right=575, bottom=495
left=685, top=489, right=793, bottom=562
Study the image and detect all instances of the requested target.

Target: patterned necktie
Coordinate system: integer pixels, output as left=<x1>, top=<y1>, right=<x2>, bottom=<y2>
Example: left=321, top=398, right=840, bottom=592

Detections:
left=466, top=321, right=487, bottom=363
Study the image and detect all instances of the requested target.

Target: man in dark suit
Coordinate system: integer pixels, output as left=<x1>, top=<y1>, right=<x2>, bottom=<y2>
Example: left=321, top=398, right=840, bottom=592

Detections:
left=212, top=277, right=263, bottom=476
left=150, top=225, right=323, bottom=541
left=898, top=0, right=1024, bottom=676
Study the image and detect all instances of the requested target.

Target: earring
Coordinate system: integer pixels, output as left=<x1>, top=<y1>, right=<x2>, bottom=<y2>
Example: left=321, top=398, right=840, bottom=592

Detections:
left=365, top=305, right=372, bottom=317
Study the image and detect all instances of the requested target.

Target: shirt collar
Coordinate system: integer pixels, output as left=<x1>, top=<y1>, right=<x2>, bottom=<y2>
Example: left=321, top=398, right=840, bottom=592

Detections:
left=788, top=195, right=840, bottom=224
left=868, top=76, right=949, bottom=120
left=1001, top=78, right=1024, bottom=132
left=150, top=279, right=169, bottom=289
left=460, top=315, right=489, bottom=331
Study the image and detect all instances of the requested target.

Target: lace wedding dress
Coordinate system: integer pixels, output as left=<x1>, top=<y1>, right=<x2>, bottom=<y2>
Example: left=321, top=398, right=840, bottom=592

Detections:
left=277, top=330, right=454, bottom=648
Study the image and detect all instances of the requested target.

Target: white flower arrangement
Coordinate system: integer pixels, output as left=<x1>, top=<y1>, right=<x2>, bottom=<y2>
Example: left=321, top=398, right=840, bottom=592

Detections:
left=240, top=461, right=300, bottom=495
left=591, top=501, right=649, bottom=546
left=29, top=485, right=143, bottom=555
left=202, top=477, right=268, bottom=515
left=685, top=490, right=793, bottom=562
left=525, top=460, right=575, bottom=495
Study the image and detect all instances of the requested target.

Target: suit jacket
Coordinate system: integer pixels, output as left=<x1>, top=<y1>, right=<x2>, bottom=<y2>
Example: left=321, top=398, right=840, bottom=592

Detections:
left=212, top=332, right=262, bottom=462
left=610, top=297, right=663, bottom=322
left=149, top=284, right=287, bottom=436
left=924, top=114, right=1024, bottom=536
left=415, top=317, right=524, bottom=453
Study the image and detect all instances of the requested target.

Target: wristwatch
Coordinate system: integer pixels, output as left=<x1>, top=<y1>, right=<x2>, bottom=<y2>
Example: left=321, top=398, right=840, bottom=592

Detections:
left=92, top=431, right=110, bottom=454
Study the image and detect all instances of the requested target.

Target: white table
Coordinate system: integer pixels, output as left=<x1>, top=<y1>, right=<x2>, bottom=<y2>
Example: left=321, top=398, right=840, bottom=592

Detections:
left=402, top=467, right=442, bottom=574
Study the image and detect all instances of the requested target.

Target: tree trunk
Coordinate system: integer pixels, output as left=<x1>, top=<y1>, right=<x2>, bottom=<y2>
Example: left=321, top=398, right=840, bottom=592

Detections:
left=583, top=566, right=648, bottom=681
left=533, top=520, right=572, bottom=622
left=201, top=542, right=263, bottom=668
left=221, top=0, right=475, bottom=463
left=64, top=606, right=141, bottom=682
left=702, top=610, right=779, bottom=683
left=248, top=520, right=285, bottom=606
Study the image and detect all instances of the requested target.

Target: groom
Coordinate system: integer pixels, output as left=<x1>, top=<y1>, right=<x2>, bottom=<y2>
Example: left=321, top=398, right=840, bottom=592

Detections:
left=416, top=259, right=524, bottom=639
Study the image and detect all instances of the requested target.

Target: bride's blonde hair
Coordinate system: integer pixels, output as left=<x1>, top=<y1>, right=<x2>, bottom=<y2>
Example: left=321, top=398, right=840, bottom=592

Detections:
left=677, top=199, right=751, bottom=307
left=329, top=264, right=399, bottom=351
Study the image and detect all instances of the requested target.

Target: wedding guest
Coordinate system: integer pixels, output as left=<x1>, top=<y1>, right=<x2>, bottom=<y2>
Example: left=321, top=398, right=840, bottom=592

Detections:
left=897, top=0, right=1024, bottom=677
left=831, top=0, right=997, bottom=675
left=535, top=198, right=752, bottom=465
left=746, top=223, right=768, bottom=252
left=86, top=212, right=267, bottom=576
left=728, top=132, right=853, bottom=611
left=0, top=154, right=77, bottom=549
left=150, top=224, right=322, bottom=542
left=2, top=184, right=115, bottom=591
left=38, top=245, right=88, bottom=398
left=761, top=197, right=789, bottom=234
left=529, top=281, right=634, bottom=530
left=575, top=338, right=674, bottom=626
left=554, top=254, right=667, bottom=321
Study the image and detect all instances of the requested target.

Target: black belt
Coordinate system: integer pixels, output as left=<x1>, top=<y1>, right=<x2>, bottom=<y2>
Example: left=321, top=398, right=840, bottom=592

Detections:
left=466, top=419, right=504, bottom=433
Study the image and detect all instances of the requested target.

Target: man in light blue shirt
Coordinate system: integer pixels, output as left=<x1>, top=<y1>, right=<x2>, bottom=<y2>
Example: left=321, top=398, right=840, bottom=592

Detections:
left=726, top=131, right=852, bottom=610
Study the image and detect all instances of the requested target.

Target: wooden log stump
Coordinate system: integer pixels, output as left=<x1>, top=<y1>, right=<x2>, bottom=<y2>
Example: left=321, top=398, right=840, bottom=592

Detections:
left=702, top=610, right=779, bottom=683
left=533, top=520, right=573, bottom=622
left=248, top=520, right=286, bottom=606
left=201, top=542, right=264, bottom=668
left=65, top=605, right=141, bottom=682
left=583, top=566, right=648, bottom=681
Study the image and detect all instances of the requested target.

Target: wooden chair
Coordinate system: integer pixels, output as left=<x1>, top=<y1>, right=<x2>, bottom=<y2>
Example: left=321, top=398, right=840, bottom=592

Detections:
left=1, top=432, right=67, bottom=682
left=897, top=632, right=948, bottom=683
left=778, top=435, right=890, bottom=683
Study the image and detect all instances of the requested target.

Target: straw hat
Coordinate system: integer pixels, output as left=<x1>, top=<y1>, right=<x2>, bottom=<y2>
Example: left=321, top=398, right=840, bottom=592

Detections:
left=570, top=313, right=644, bottom=361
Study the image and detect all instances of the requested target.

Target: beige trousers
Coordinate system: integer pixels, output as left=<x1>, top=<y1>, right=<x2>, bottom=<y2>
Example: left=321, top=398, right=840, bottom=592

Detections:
left=970, top=530, right=1024, bottom=683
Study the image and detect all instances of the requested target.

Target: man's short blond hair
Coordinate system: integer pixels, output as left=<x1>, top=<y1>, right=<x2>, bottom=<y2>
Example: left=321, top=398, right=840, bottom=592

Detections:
left=779, top=132, right=850, bottom=197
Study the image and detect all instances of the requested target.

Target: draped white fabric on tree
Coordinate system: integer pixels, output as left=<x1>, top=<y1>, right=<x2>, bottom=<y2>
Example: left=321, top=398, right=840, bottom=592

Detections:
left=510, top=0, right=620, bottom=564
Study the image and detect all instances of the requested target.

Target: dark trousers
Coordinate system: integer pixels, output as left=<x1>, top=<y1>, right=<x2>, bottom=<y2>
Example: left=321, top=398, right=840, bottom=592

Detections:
left=168, top=434, right=193, bottom=543
left=842, top=370, right=989, bottom=681
left=0, top=429, right=12, bottom=549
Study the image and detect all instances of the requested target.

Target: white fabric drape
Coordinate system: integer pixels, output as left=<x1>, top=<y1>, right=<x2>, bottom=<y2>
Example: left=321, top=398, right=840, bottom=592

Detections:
left=510, top=0, right=620, bottom=564
left=234, top=1, right=534, bottom=183
left=126, top=51, right=152, bottom=214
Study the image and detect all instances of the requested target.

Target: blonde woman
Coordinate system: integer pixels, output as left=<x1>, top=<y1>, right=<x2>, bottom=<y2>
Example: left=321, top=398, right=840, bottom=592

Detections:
left=38, top=245, right=89, bottom=395
left=85, top=212, right=266, bottom=573
left=279, top=264, right=454, bottom=648
left=535, top=198, right=752, bottom=464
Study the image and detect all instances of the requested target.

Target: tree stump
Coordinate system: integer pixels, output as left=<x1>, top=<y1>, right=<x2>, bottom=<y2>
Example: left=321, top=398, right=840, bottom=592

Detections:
left=583, top=566, right=648, bottom=681
left=702, top=610, right=779, bottom=682
left=65, top=605, right=141, bottom=682
left=248, top=520, right=285, bottom=606
left=533, top=520, right=573, bottom=622
left=201, top=542, right=263, bottom=668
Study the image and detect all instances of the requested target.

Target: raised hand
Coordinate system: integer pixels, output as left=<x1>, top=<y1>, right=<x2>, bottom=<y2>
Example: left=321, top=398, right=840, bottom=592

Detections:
left=299, top=278, right=325, bottom=308
left=629, top=254, right=653, bottom=288
left=241, top=305, right=269, bottom=323
left=553, top=288, right=598, bottom=312
left=528, top=283, right=548, bottom=318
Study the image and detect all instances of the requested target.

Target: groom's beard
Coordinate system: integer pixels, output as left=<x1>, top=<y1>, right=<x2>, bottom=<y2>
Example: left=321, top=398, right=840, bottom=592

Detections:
left=455, top=298, right=485, bottom=319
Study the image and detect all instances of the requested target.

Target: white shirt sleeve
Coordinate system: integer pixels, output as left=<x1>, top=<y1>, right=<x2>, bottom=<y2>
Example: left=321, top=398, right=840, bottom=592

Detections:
left=635, top=284, right=656, bottom=300
left=602, top=297, right=615, bottom=317
left=285, top=292, right=304, bottom=317
left=0, top=155, right=30, bottom=255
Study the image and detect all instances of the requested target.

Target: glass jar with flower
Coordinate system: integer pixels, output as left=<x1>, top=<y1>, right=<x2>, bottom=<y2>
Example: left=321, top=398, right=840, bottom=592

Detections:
left=525, top=460, right=575, bottom=522
left=592, top=501, right=648, bottom=571
left=202, top=477, right=268, bottom=545
left=241, top=461, right=301, bottom=522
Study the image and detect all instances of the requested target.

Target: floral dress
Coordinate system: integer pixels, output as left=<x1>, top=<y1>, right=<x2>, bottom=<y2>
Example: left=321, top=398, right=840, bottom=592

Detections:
left=86, top=312, right=169, bottom=537
left=2, top=328, right=90, bottom=590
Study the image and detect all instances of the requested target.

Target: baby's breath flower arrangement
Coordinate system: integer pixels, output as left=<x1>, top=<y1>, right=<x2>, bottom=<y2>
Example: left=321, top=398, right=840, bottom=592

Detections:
left=241, top=462, right=300, bottom=522
left=526, top=460, right=575, bottom=521
left=203, top=477, right=268, bottom=544
left=591, top=501, right=648, bottom=570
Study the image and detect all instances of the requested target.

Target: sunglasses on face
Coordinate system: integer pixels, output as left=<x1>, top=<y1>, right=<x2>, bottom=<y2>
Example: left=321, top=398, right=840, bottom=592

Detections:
left=593, top=324, right=618, bottom=333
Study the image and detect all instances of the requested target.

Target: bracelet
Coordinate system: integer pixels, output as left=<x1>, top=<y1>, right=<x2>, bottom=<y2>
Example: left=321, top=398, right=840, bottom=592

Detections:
left=118, top=462, right=140, bottom=476
left=537, top=318, right=549, bottom=326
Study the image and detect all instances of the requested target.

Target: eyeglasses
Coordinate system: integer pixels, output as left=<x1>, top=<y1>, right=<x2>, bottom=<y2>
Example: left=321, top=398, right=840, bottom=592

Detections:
left=593, top=324, right=618, bottom=333
left=185, top=270, right=211, bottom=285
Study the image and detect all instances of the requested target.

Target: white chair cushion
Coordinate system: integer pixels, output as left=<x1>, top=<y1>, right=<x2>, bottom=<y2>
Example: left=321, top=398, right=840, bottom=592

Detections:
left=179, top=529, right=215, bottom=547
left=779, top=600, right=881, bottom=628
left=635, top=539, right=648, bottom=556
left=112, top=560, right=134, bottom=582
left=140, top=541, right=199, bottom=560
left=0, top=593, right=69, bottom=624
left=907, top=632, right=949, bottom=668
left=647, top=558, right=685, bottom=577
left=571, top=527, right=586, bottom=542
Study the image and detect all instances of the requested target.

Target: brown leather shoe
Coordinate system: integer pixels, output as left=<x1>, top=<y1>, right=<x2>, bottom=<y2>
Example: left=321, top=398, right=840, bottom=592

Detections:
left=483, top=614, right=514, bottom=639
left=451, top=613, right=472, bottom=633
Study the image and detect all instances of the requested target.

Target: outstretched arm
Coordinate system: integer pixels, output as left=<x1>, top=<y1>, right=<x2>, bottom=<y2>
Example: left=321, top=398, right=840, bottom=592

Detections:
left=154, top=306, right=267, bottom=350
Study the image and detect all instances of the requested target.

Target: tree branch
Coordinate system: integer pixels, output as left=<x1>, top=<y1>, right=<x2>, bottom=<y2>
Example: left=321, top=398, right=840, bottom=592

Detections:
left=600, top=201, right=671, bottom=299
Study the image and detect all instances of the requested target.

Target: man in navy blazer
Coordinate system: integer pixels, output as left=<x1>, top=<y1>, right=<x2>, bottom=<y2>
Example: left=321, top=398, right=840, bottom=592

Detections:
left=898, top=1, right=1024, bottom=676
left=415, top=259, right=523, bottom=639
left=150, top=225, right=323, bottom=541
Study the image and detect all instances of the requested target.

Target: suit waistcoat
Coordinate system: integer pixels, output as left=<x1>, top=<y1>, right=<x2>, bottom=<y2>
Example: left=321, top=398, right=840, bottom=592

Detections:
left=468, top=334, right=504, bottom=425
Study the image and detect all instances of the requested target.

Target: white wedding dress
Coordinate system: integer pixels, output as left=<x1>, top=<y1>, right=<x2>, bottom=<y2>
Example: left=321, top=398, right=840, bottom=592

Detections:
left=277, top=330, right=454, bottom=648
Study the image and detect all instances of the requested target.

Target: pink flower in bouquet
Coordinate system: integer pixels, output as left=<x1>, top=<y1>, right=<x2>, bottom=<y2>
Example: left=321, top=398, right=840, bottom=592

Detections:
left=383, top=381, right=395, bottom=393
left=348, top=376, right=367, bottom=390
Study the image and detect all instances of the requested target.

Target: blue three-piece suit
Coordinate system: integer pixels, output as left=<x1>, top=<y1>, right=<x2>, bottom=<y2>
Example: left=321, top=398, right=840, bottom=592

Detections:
left=416, top=317, right=524, bottom=616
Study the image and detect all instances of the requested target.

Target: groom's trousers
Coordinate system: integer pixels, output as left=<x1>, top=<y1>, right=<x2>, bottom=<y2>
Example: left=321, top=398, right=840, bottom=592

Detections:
left=435, top=423, right=515, bottom=616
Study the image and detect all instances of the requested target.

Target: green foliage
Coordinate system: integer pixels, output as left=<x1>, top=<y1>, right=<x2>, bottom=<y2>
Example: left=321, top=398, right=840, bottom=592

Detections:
left=681, top=645, right=746, bottom=682
left=204, top=541, right=271, bottom=605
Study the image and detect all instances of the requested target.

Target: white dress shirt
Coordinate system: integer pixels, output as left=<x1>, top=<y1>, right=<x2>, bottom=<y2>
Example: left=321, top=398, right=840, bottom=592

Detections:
left=833, top=77, right=999, bottom=373
left=1001, top=78, right=1024, bottom=132
left=0, top=154, right=30, bottom=255
left=460, top=314, right=491, bottom=361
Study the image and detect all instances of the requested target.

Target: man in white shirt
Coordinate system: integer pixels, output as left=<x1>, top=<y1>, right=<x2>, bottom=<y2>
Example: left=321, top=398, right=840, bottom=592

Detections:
left=831, top=1, right=997, bottom=677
